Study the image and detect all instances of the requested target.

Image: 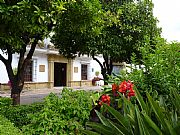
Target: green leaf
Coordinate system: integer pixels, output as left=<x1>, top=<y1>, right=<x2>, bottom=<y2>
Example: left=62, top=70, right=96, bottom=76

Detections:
left=107, top=119, right=127, bottom=135
left=33, top=5, right=40, bottom=11
left=146, top=93, right=170, bottom=134
left=164, top=119, right=177, bottom=135
left=103, top=104, right=130, bottom=130
left=135, top=106, right=150, bottom=135
left=0, top=0, right=5, bottom=3
left=142, top=112, right=162, bottom=135
left=86, top=122, right=114, bottom=135
left=40, top=15, right=45, bottom=21
left=135, top=89, right=148, bottom=114
left=81, top=130, right=100, bottom=135
left=170, top=89, right=180, bottom=110
left=95, top=110, right=111, bottom=127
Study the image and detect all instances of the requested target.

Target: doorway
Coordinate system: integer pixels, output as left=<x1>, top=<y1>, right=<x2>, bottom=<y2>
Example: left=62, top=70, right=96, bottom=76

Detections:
left=54, top=62, right=67, bottom=86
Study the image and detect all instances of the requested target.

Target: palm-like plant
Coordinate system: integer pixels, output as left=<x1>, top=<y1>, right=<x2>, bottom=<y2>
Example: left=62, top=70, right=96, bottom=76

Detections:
left=82, top=89, right=180, bottom=135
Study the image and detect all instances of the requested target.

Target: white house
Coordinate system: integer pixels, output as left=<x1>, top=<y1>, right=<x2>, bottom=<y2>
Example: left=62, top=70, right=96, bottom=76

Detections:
left=0, top=44, right=107, bottom=90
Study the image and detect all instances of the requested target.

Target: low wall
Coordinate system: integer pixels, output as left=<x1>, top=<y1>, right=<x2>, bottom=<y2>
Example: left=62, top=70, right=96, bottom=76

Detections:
left=68, top=80, right=92, bottom=87
left=0, top=81, right=93, bottom=91
left=0, top=82, right=52, bottom=91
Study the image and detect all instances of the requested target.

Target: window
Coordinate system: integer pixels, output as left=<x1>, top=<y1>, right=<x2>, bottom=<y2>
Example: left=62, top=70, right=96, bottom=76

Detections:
left=32, top=59, right=37, bottom=82
left=81, top=64, right=87, bottom=80
left=24, top=61, right=33, bottom=82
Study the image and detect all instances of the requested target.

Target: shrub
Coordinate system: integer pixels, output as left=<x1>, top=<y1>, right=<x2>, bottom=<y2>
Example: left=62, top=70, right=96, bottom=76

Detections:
left=0, top=115, right=22, bottom=135
left=108, top=42, right=179, bottom=100
left=0, top=102, right=44, bottom=129
left=129, top=42, right=180, bottom=95
left=0, top=97, right=12, bottom=107
left=22, top=88, right=92, bottom=135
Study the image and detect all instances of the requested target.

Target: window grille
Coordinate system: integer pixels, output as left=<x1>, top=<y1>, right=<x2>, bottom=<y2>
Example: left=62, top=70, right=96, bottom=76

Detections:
left=32, top=59, right=37, bottom=82
left=81, top=64, right=87, bottom=80
left=24, top=61, right=33, bottom=82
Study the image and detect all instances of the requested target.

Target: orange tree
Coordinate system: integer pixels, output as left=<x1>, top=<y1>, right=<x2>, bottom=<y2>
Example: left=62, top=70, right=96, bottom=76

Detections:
left=0, top=0, right=67, bottom=105
left=52, top=0, right=161, bottom=84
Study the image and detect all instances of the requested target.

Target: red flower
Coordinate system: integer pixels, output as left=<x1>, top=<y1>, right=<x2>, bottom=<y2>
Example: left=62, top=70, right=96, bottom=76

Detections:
left=128, top=89, right=135, bottom=97
left=127, top=80, right=133, bottom=90
left=112, top=84, right=119, bottom=96
left=99, top=94, right=111, bottom=106
left=112, top=83, right=118, bottom=91
left=119, top=81, right=127, bottom=94
left=118, top=80, right=136, bottom=97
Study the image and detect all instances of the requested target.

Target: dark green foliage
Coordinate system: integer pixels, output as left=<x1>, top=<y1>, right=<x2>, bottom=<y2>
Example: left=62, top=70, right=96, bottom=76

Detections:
left=128, top=42, right=180, bottom=96
left=0, top=103, right=44, bottom=129
left=0, top=115, right=22, bottom=135
left=0, top=0, right=67, bottom=105
left=0, top=97, right=12, bottom=107
left=53, top=0, right=161, bottom=82
left=52, top=0, right=103, bottom=58
left=22, top=89, right=92, bottom=135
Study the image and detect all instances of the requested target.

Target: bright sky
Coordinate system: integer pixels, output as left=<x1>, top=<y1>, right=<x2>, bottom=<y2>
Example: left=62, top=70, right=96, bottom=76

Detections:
left=152, top=0, right=180, bottom=42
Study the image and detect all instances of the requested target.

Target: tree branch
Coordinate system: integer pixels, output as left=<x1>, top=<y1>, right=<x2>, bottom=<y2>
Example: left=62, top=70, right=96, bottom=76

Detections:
left=19, top=36, right=39, bottom=74
left=17, top=45, right=26, bottom=76
left=26, top=38, right=38, bottom=60
left=0, top=53, right=7, bottom=65
left=6, top=45, right=13, bottom=64
left=109, top=57, right=113, bottom=75
left=103, top=54, right=109, bottom=71
left=92, top=53, right=104, bottom=70
left=21, top=38, right=38, bottom=77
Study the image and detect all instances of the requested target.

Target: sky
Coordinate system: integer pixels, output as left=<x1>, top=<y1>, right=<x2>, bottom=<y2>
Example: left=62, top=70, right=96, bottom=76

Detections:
left=152, top=0, right=180, bottom=42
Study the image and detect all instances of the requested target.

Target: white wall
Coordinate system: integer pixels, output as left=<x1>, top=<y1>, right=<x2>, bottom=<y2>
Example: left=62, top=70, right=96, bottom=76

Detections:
left=72, top=56, right=104, bottom=81
left=0, top=51, right=17, bottom=83
left=35, top=54, right=48, bottom=82
left=89, top=56, right=104, bottom=79
left=0, top=51, right=49, bottom=83
left=0, top=59, right=9, bottom=83
left=73, top=59, right=82, bottom=81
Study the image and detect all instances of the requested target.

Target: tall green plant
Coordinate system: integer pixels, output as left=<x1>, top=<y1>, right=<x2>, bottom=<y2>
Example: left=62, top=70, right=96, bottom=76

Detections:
left=128, top=42, right=180, bottom=95
left=82, top=89, right=180, bottom=135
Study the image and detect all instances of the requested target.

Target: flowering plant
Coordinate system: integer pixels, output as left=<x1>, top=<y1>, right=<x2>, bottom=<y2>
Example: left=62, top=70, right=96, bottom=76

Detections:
left=99, top=94, right=111, bottom=106
left=112, top=80, right=135, bottom=99
left=90, top=80, right=136, bottom=122
left=96, top=80, right=135, bottom=108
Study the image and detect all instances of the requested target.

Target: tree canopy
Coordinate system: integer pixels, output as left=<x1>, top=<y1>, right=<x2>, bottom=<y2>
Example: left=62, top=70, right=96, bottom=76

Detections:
left=0, top=0, right=66, bottom=105
left=52, top=0, right=103, bottom=58
left=53, top=0, right=161, bottom=81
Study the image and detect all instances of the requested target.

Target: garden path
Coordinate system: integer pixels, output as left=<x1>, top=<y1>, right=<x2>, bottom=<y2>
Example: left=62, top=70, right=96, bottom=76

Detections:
left=0, top=86, right=102, bottom=104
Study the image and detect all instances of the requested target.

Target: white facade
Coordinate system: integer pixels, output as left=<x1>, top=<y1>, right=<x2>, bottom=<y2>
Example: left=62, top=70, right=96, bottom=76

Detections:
left=0, top=51, right=49, bottom=84
left=0, top=49, right=105, bottom=86
left=72, top=55, right=104, bottom=81
left=34, top=54, right=48, bottom=82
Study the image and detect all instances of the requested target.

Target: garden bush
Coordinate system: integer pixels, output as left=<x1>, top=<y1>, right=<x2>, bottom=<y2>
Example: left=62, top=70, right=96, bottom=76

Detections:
left=0, top=97, right=12, bottom=107
left=0, top=102, right=44, bottom=129
left=0, top=115, right=22, bottom=135
left=130, top=42, right=180, bottom=95
left=109, top=42, right=180, bottom=99
left=22, top=88, right=93, bottom=135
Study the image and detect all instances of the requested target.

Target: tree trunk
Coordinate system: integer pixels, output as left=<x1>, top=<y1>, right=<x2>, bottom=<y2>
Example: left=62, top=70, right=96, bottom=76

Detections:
left=11, top=92, right=20, bottom=105
left=101, top=68, right=108, bottom=85
left=10, top=83, right=23, bottom=105
left=92, top=54, right=113, bottom=85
